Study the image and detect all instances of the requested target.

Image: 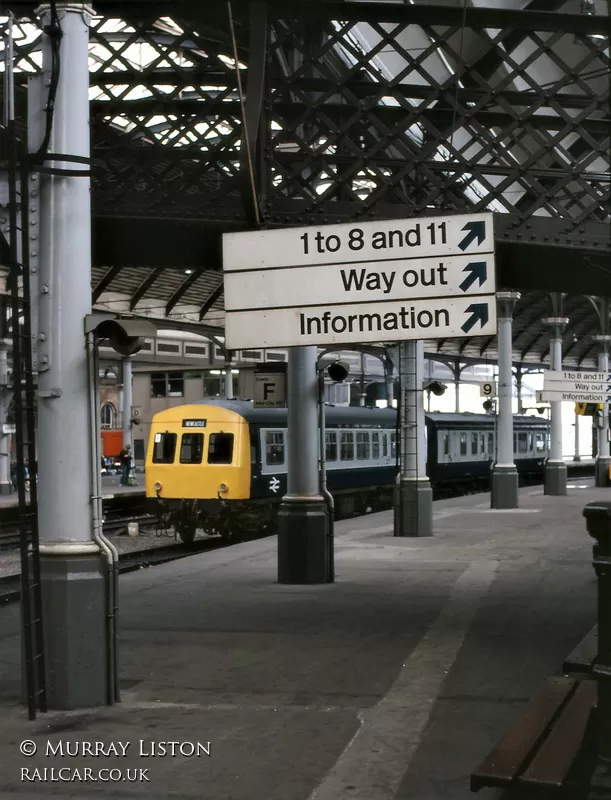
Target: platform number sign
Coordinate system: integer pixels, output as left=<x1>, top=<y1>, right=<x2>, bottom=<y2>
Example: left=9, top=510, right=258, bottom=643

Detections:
left=479, top=381, right=497, bottom=398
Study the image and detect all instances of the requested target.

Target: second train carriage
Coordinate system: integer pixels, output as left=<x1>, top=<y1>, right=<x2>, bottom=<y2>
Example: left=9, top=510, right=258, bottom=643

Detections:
left=146, top=399, right=550, bottom=542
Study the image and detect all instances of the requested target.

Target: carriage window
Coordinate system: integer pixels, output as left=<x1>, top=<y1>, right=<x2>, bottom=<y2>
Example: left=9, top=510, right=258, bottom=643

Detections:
left=528, top=433, right=534, bottom=452
left=459, top=433, right=467, bottom=456
left=356, top=432, right=370, bottom=460
left=208, top=433, right=234, bottom=464
left=383, top=433, right=388, bottom=457
left=471, top=433, right=478, bottom=455
left=340, top=432, right=354, bottom=461
left=390, top=432, right=397, bottom=459
left=513, top=433, right=517, bottom=453
left=488, top=433, right=494, bottom=456
left=444, top=432, right=450, bottom=456
left=152, top=432, right=177, bottom=463
left=325, top=431, right=337, bottom=462
left=265, top=431, right=285, bottom=465
left=371, top=432, right=380, bottom=459
left=480, top=433, right=486, bottom=454
left=517, top=432, right=528, bottom=454
left=535, top=433, right=546, bottom=453
left=179, top=434, right=204, bottom=464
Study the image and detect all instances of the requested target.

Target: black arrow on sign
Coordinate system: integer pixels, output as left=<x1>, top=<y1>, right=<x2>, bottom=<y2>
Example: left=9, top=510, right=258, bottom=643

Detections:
left=459, top=261, right=487, bottom=293
left=458, top=220, right=486, bottom=251
left=461, top=303, right=489, bottom=334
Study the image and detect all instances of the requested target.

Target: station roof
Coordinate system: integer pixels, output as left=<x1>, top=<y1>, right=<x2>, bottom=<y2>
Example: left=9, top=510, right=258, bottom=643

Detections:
left=1, top=0, right=609, bottom=369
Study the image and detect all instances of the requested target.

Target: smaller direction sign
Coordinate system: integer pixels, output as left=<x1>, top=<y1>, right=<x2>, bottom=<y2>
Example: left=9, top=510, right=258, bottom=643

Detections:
left=538, top=389, right=611, bottom=403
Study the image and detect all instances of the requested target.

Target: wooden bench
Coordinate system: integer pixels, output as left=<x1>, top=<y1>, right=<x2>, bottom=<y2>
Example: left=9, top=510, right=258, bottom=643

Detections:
left=470, top=676, right=597, bottom=794
left=563, top=626, right=597, bottom=675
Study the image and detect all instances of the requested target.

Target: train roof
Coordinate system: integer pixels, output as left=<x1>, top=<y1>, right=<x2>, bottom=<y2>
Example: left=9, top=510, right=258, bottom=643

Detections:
left=174, top=400, right=548, bottom=427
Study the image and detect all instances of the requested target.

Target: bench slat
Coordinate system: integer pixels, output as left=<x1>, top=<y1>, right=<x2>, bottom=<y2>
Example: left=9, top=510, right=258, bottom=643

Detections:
left=470, top=676, right=577, bottom=792
left=563, top=625, right=598, bottom=674
left=519, top=678, right=597, bottom=789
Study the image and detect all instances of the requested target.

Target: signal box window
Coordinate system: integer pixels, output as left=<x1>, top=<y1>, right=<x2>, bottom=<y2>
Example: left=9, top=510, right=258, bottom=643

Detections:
left=208, top=433, right=234, bottom=464
left=325, top=431, right=337, bottom=462
left=180, top=434, right=204, bottom=464
left=151, top=372, right=167, bottom=398
left=265, top=431, right=284, bottom=465
left=152, top=432, right=177, bottom=463
left=356, top=432, right=370, bottom=460
left=340, top=432, right=354, bottom=461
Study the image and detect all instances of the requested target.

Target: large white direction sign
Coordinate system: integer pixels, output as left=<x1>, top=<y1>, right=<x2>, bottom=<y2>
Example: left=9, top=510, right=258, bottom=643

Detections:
left=224, top=296, right=496, bottom=349
left=222, top=212, right=496, bottom=349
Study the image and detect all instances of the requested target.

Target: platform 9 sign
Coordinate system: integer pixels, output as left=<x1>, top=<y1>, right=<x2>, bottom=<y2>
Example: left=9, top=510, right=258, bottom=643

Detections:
left=479, top=381, right=497, bottom=398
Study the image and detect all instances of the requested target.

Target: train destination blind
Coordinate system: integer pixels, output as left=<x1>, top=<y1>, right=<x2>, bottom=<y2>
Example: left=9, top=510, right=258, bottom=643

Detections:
left=222, top=212, right=497, bottom=349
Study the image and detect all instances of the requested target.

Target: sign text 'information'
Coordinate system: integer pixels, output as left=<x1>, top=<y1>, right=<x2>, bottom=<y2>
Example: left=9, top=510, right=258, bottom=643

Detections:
left=223, top=213, right=497, bottom=349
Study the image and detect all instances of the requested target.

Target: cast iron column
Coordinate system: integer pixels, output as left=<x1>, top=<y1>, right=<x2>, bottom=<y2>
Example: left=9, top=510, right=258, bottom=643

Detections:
left=121, top=356, right=132, bottom=450
left=594, top=335, right=611, bottom=487
left=574, top=412, right=581, bottom=461
left=543, top=317, right=568, bottom=495
left=35, top=3, right=108, bottom=708
left=277, top=346, right=330, bottom=583
left=0, top=340, right=12, bottom=493
left=584, top=501, right=611, bottom=800
left=384, top=354, right=394, bottom=408
left=394, top=340, right=432, bottom=537
left=491, top=292, right=520, bottom=509
left=224, top=359, right=234, bottom=400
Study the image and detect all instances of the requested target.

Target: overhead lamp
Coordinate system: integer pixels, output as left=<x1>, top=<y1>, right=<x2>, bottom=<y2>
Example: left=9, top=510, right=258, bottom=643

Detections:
left=424, top=380, right=447, bottom=397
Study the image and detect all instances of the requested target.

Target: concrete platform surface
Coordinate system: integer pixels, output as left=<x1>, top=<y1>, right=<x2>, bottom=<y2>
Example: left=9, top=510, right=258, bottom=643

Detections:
left=0, top=476, right=145, bottom=507
left=0, top=479, right=601, bottom=799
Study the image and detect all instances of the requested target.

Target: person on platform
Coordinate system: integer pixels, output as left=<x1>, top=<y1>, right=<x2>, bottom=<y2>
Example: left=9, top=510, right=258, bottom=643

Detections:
left=119, top=444, right=131, bottom=487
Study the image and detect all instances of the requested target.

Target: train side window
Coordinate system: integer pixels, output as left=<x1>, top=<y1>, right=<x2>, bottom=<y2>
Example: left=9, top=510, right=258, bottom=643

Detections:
left=444, top=432, right=450, bottom=457
left=152, top=432, right=177, bottom=463
left=382, top=434, right=388, bottom=457
left=371, top=432, right=380, bottom=460
left=459, top=433, right=467, bottom=456
left=179, top=433, right=204, bottom=464
left=518, top=432, right=528, bottom=454
left=528, top=433, right=534, bottom=453
left=265, top=431, right=284, bottom=465
left=480, top=433, right=486, bottom=455
left=390, top=432, right=396, bottom=459
left=340, top=432, right=355, bottom=461
left=535, top=433, right=546, bottom=453
left=471, top=432, right=478, bottom=456
left=325, top=431, right=337, bottom=462
left=488, top=433, right=494, bottom=456
left=356, top=432, right=370, bottom=460
left=208, top=433, right=234, bottom=464
left=513, top=433, right=517, bottom=453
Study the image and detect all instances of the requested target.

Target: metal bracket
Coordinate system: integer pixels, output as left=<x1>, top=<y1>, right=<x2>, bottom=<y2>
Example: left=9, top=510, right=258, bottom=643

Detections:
left=38, top=388, right=62, bottom=398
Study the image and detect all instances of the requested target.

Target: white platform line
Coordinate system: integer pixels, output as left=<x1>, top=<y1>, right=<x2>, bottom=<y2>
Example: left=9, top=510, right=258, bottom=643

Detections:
left=306, top=559, right=499, bottom=800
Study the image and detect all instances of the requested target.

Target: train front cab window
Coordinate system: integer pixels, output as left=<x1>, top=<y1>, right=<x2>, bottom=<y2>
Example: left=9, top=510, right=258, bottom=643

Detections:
left=208, top=433, right=234, bottom=464
left=265, top=431, right=285, bottom=465
left=180, top=434, right=204, bottom=464
left=153, top=432, right=177, bottom=463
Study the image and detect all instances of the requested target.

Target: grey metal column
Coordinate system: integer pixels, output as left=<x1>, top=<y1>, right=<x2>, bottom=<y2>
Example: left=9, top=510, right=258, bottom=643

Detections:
left=0, top=340, right=12, bottom=494
left=594, top=334, right=611, bottom=487
left=574, top=412, right=581, bottom=461
left=121, top=356, right=132, bottom=449
left=384, top=354, right=394, bottom=408
left=224, top=355, right=234, bottom=400
left=277, top=346, right=330, bottom=583
left=35, top=4, right=108, bottom=709
left=543, top=317, right=568, bottom=495
left=515, top=367, right=524, bottom=414
left=359, top=352, right=366, bottom=406
left=491, top=292, right=520, bottom=509
left=394, top=340, right=432, bottom=537
left=454, top=360, right=460, bottom=413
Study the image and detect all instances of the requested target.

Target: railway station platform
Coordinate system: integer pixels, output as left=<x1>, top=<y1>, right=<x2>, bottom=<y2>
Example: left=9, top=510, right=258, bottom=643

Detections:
left=0, top=476, right=145, bottom=508
left=0, top=478, right=602, bottom=799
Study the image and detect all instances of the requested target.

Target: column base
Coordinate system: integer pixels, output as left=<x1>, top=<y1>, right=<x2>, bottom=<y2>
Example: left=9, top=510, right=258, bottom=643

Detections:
left=588, top=757, right=611, bottom=800
left=491, top=466, right=519, bottom=509
left=29, top=552, right=111, bottom=709
left=544, top=462, right=567, bottom=496
left=0, top=481, right=11, bottom=495
left=595, top=457, right=611, bottom=488
left=394, top=479, right=433, bottom=537
left=277, top=498, right=331, bottom=584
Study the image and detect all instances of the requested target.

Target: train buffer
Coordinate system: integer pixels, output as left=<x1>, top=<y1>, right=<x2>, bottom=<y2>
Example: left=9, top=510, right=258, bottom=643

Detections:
left=470, top=675, right=597, bottom=795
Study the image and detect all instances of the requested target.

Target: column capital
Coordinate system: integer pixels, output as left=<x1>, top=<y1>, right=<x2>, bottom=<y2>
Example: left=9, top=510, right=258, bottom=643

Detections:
left=496, top=291, right=520, bottom=319
left=36, top=3, right=95, bottom=24
left=593, top=334, right=611, bottom=345
left=541, top=317, right=569, bottom=328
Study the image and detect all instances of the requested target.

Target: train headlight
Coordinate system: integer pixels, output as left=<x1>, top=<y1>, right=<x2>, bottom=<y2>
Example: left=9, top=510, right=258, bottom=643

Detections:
left=219, top=483, right=228, bottom=493
left=154, top=482, right=162, bottom=491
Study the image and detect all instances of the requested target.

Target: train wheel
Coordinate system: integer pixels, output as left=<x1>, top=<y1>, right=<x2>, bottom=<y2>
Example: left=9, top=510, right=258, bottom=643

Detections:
left=174, top=501, right=198, bottom=544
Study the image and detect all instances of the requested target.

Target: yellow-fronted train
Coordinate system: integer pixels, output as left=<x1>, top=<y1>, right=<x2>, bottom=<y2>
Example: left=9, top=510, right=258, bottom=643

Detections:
left=146, top=399, right=550, bottom=543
